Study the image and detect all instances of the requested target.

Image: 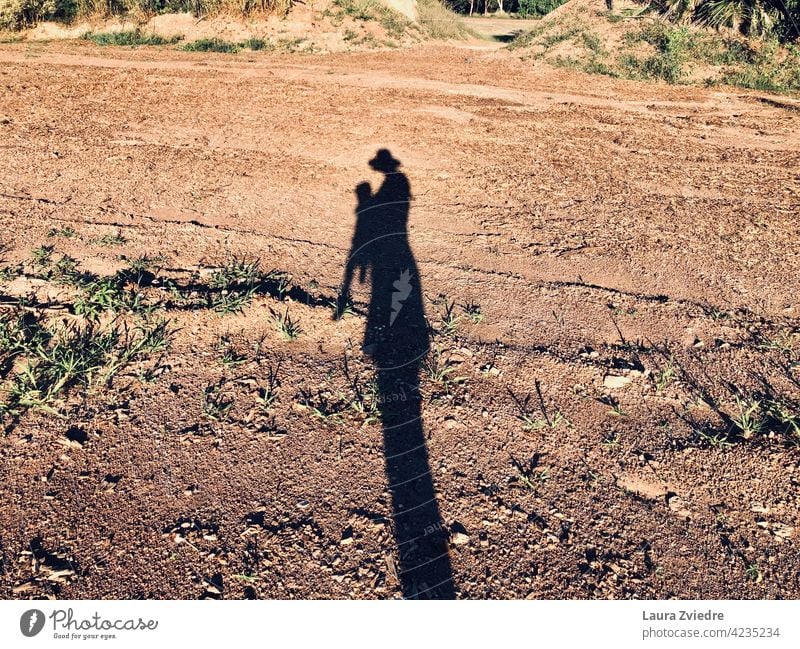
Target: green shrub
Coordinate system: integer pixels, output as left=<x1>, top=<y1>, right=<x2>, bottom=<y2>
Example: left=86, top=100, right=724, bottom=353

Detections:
left=181, top=37, right=240, bottom=52
left=518, top=0, right=567, bottom=18
left=82, top=29, right=183, bottom=45
left=581, top=31, right=603, bottom=55
left=623, top=23, right=691, bottom=83
left=240, top=37, right=273, bottom=50
left=688, top=33, right=758, bottom=65
left=719, top=41, right=800, bottom=91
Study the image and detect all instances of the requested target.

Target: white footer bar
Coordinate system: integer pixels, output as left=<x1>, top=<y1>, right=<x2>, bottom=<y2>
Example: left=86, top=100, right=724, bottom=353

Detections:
left=2, top=600, right=797, bottom=647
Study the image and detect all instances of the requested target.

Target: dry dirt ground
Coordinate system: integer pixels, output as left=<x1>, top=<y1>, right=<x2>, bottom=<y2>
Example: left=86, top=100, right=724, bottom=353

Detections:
left=0, top=38, right=799, bottom=600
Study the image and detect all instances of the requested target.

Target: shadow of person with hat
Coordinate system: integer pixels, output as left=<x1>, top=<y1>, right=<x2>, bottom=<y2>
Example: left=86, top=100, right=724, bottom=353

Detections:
left=335, top=149, right=455, bottom=599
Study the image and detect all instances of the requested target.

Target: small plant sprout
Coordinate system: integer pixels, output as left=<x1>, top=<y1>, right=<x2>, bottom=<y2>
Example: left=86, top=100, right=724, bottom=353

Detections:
left=330, top=294, right=355, bottom=319
left=270, top=307, right=302, bottom=341
left=271, top=272, right=292, bottom=301
left=521, top=413, right=547, bottom=431
left=439, top=299, right=461, bottom=335
left=298, top=389, right=345, bottom=425
left=211, top=257, right=262, bottom=289
left=256, top=365, right=280, bottom=413
left=695, top=426, right=733, bottom=449
left=511, top=454, right=549, bottom=491
left=708, top=308, right=730, bottom=321
left=508, top=387, right=569, bottom=431
left=765, top=399, right=800, bottom=441
left=349, top=377, right=380, bottom=425
left=746, top=563, right=763, bottom=583
left=421, top=346, right=463, bottom=389
left=0, top=264, right=20, bottom=282
left=461, top=301, right=484, bottom=324
left=204, top=383, right=233, bottom=422
left=97, top=230, right=127, bottom=247
left=209, top=256, right=263, bottom=314
left=757, top=331, right=795, bottom=353
left=217, top=335, right=247, bottom=368
left=47, top=225, right=76, bottom=238
left=730, top=395, right=763, bottom=439
left=522, top=409, right=569, bottom=431
left=127, top=255, right=164, bottom=275
left=600, top=395, right=626, bottom=417
left=31, top=244, right=54, bottom=268
left=654, top=360, right=676, bottom=394
left=212, top=287, right=257, bottom=314
left=601, top=431, right=620, bottom=448
left=51, top=255, right=80, bottom=285
left=549, top=410, right=570, bottom=428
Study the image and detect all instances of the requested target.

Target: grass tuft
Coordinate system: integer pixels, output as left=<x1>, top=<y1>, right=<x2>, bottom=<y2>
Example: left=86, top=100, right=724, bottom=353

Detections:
left=83, top=30, right=183, bottom=47
left=181, top=38, right=241, bottom=53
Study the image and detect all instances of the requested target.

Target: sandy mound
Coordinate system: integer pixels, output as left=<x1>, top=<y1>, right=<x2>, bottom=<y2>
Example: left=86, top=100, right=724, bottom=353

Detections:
left=11, top=0, right=423, bottom=52
left=508, top=0, right=800, bottom=92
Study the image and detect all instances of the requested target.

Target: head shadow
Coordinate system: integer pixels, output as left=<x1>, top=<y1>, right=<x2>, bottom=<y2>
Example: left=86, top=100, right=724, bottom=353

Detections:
left=336, top=149, right=455, bottom=599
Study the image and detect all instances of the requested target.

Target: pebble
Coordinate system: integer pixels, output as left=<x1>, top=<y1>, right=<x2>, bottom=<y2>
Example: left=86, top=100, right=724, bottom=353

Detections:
left=604, top=374, right=632, bottom=389
left=450, top=532, right=470, bottom=545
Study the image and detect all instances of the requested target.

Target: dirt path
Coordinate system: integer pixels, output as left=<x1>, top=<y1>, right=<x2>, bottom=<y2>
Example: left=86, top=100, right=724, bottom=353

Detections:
left=462, top=15, right=545, bottom=42
left=0, top=41, right=799, bottom=600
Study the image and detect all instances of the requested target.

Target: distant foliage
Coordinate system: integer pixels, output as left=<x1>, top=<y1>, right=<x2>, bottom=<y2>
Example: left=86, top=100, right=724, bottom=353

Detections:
left=653, top=0, right=800, bottom=41
left=444, top=0, right=566, bottom=14
left=1, top=0, right=66, bottom=29
left=517, top=0, right=567, bottom=17
left=1, top=0, right=294, bottom=30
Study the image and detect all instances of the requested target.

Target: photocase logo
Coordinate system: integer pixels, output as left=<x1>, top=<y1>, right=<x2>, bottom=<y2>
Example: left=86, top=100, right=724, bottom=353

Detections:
left=20, top=609, right=45, bottom=637
left=390, top=268, right=413, bottom=326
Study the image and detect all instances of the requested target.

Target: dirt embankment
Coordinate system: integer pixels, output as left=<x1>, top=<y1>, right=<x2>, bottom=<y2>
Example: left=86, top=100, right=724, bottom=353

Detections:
left=3, top=1, right=426, bottom=52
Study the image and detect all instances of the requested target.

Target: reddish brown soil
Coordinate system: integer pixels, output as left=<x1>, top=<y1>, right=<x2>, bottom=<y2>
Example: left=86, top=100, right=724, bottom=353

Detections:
left=1, top=40, right=799, bottom=599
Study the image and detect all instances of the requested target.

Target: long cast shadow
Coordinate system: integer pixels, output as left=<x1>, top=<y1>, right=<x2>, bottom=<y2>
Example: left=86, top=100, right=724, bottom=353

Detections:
left=336, top=149, right=455, bottom=599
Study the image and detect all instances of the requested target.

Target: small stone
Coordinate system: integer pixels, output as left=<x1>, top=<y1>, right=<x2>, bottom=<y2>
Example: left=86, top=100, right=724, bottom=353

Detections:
left=668, top=495, right=692, bottom=519
left=340, top=527, right=354, bottom=545
left=450, top=532, right=470, bottom=545
left=604, top=374, right=632, bottom=389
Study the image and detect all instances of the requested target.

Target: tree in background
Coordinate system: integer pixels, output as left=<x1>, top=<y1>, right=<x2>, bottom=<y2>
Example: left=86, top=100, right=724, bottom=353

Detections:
left=654, top=0, right=799, bottom=40
left=517, top=0, right=567, bottom=16
left=444, top=0, right=571, bottom=16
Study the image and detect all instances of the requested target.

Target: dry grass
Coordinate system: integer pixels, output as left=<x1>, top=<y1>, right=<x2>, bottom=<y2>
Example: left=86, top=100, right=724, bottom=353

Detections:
left=1, top=0, right=295, bottom=30
left=416, top=0, right=472, bottom=40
